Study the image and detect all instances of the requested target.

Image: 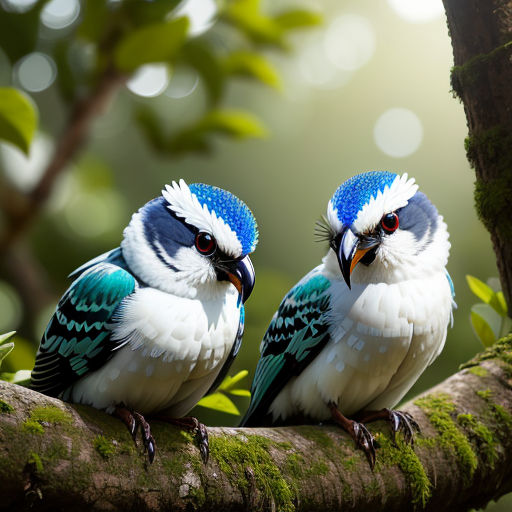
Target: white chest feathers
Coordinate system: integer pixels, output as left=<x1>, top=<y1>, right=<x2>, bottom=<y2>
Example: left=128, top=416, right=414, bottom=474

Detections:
left=69, top=286, right=240, bottom=416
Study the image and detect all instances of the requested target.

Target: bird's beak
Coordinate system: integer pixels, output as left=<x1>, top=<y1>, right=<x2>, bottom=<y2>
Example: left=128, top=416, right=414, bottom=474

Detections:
left=336, top=228, right=378, bottom=289
left=224, top=255, right=255, bottom=303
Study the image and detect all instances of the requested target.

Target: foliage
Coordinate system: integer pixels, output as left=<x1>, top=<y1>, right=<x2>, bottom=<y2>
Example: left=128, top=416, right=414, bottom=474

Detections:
left=0, top=0, right=321, bottom=157
left=197, top=370, right=251, bottom=415
left=0, top=88, right=37, bottom=154
left=467, top=275, right=511, bottom=347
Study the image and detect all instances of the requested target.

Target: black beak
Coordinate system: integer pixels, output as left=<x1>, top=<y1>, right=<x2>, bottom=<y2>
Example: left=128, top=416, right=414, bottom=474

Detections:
left=218, top=255, right=255, bottom=303
left=336, top=228, right=379, bottom=289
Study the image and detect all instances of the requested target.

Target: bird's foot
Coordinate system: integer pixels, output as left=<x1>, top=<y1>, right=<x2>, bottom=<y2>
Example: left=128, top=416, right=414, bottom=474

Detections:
left=356, top=408, right=420, bottom=446
left=328, top=402, right=377, bottom=470
left=114, top=406, right=156, bottom=463
left=159, top=416, right=209, bottom=464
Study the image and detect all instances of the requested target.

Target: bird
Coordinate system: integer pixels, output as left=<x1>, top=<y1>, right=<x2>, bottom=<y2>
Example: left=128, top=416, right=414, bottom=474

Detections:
left=240, top=171, right=454, bottom=468
left=31, top=179, right=258, bottom=463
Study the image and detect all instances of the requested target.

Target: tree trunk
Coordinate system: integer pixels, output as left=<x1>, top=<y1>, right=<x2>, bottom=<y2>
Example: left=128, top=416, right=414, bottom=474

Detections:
left=1, top=336, right=512, bottom=512
left=443, top=0, right=512, bottom=312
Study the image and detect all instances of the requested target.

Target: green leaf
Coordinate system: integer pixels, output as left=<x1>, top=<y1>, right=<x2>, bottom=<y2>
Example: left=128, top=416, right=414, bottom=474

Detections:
left=0, top=369, right=31, bottom=385
left=197, top=392, right=240, bottom=415
left=223, top=0, right=284, bottom=47
left=197, top=109, right=268, bottom=139
left=491, top=291, right=508, bottom=317
left=121, top=0, right=182, bottom=27
left=78, top=0, right=109, bottom=42
left=228, top=389, right=251, bottom=397
left=219, top=370, right=249, bottom=391
left=114, top=17, right=189, bottom=72
left=0, top=88, right=38, bottom=155
left=273, top=9, right=323, bottom=29
left=224, top=51, right=282, bottom=90
left=0, top=343, right=15, bottom=367
left=470, top=304, right=500, bottom=347
left=466, top=275, right=494, bottom=303
left=0, top=0, right=50, bottom=63
left=0, top=331, right=16, bottom=344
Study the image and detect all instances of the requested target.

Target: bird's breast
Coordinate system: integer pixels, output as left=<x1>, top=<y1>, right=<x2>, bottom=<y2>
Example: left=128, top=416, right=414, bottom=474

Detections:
left=69, top=286, right=240, bottom=414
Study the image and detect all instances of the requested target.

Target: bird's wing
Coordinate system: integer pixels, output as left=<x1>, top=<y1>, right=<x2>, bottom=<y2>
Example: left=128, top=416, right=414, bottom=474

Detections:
left=205, top=305, right=245, bottom=395
left=240, top=269, right=331, bottom=427
left=31, top=262, right=137, bottom=397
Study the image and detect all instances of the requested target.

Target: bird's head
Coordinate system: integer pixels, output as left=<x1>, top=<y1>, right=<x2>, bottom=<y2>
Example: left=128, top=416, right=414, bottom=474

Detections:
left=319, top=171, right=450, bottom=287
left=121, top=180, right=257, bottom=301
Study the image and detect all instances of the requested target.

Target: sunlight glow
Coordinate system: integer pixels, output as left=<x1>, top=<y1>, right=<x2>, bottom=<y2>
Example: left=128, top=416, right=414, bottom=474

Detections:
left=15, top=52, right=56, bottom=92
left=324, top=15, right=375, bottom=71
left=41, top=0, right=80, bottom=30
left=387, top=0, right=444, bottom=23
left=127, top=64, right=170, bottom=97
left=374, top=108, right=423, bottom=158
left=174, top=0, right=217, bottom=36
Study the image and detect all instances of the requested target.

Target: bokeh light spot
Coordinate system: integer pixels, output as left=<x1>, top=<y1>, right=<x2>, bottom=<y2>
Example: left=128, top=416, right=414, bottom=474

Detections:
left=41, top=0, right=80, bottom=30
left=175, top=0, right=217, bottom=36
left=387, top=0, right=444, bottom=23
left=165, top=68, right=199, bottom=99
left=1, top=0, right=37, bottom=12
left=373, top=107, right=423, bottom=158
left=127, top=64, right=170, bottom=97
left=15, top=52, right=57, bottom=92
left=0, top=133, right=53, bottom=192
left=324, top=14, right=376, bottom=71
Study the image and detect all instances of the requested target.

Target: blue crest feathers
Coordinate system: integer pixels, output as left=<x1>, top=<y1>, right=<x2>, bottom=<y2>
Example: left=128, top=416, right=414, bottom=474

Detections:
left=330, top=171, right=397, bottom=227
left=189, top=183, right=258, bottom=255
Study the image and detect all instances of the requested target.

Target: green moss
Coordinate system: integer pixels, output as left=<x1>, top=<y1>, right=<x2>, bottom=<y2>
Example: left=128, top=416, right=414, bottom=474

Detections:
left=285, top=453, right=305, bottom=479
left=29, top=406, right=72, bottom=426
left=93, top=435, right=116, bottom=459
left=476, top=389, right=492, bottom=400
left=23, top=419, right=45, bottom=434
left=451, top=41, right=512, bottom=96
left=341, top=456, right=356, bottom=470
left=27, top=452, right=43, bottom=473
left=376, top=433, right=431, bottom=508
left=293, top=426, right=335, bottom=450
left=414, top=393, right=477, bottom=481
left=457, top=414, right=498, bottom=468
left=461, top=334, right=512, bottom=371
left=210, top=434, right=295, bottom=512
left=0, top=400, right=14, bottom=413
left=468, top=366, right=488, bottom=377
left=307, top=461, right=329, bottom=476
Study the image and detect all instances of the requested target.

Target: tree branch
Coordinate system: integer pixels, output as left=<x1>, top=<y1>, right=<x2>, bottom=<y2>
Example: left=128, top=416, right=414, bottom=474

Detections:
left=0, top=68, right=126, bottom=253
left=1, top=336, right=512, bottom=511
left=443, top=0, right=512, bottom=311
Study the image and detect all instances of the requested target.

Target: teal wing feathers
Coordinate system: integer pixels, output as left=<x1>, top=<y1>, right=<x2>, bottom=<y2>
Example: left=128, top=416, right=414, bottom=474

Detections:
left=31, top=262, right=137, bottom=397
left=240, top=271, right=331, bottom=427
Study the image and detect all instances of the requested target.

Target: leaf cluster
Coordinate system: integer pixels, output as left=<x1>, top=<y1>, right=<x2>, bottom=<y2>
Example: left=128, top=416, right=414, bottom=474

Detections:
left=466, top=275, right=511, bottom=347
left=0, top=0, right=321, bottom=157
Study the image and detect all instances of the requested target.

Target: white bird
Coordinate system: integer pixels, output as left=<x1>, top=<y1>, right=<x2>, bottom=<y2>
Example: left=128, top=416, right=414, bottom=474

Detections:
left=31, top=180, right=258, bottom=463
left=241, top=171, right=454, bottom=467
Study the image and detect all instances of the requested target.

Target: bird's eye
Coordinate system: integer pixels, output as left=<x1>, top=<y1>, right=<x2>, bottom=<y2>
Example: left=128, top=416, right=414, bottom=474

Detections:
left=195, top=232, right=217, bottom=255
left=381, top=212, right=399, bottom=234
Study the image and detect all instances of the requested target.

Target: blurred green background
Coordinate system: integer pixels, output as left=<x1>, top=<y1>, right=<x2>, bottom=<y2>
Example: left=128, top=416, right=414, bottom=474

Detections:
left=0, top=0, right=509, bottom=508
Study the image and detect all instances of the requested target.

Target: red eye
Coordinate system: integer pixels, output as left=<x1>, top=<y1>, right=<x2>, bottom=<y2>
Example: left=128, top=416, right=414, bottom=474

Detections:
left=195, top=232, right=217, bottom=255
left=381, top=212, right=399, bottom=233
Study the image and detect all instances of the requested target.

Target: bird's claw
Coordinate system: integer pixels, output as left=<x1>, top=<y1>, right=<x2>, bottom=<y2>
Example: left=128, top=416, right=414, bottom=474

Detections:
left=388, top=410, right=420, bottom=446
left=352, top=421, right=377, bottom=470
left=132, top=411, right=156, bottom=464
left=196, top=421, right=209, bottom=464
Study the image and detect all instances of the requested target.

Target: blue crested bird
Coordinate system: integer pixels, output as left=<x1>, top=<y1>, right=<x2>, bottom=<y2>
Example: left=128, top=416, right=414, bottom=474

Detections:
left=240, top=171, right=454, bottom=468
left=31, top=180, right=257, bottom=463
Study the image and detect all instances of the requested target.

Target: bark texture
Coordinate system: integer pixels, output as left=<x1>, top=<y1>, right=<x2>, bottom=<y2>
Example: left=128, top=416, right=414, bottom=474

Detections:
left=1, top=336, right=512, bottom=512
left=444, top=0, right=512, bottom=311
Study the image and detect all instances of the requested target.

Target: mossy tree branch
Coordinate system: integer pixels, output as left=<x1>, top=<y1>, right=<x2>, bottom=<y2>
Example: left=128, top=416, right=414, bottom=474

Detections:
left=1, top=336, right=512, bottom=512
left=443, top=0, right=512, bottom=312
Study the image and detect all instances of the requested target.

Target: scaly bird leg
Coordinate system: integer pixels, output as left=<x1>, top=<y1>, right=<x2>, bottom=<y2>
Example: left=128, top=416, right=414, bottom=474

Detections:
left=114, top=406, right=156, bottom=464
left=355, top=408, right=420, bottom=446
left=328, top=402, right=377, bottom=470
left=157, top=416, right=209, bottom=464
